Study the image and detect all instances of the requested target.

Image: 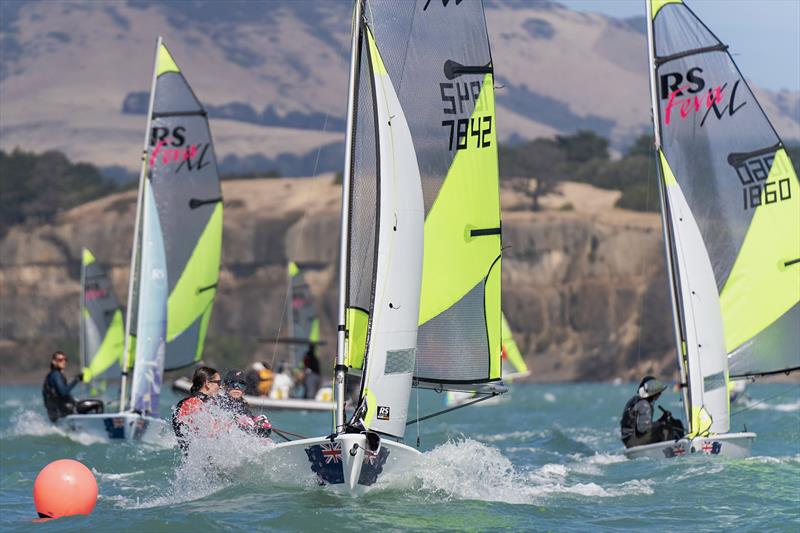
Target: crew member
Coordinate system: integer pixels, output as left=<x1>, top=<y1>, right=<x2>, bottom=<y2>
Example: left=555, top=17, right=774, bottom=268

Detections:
left=620, top=375, right=685, bottom=448
left=172, top=366, right=221, bottom=454
left=42, top=351, right=82, bottom=422
left=217, top=369, right=271, bottom=438
left=302, top=345, right=321, bottom=399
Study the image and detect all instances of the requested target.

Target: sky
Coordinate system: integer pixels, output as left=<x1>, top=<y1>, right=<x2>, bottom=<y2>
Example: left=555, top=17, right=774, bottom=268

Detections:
left=561, top=0, right=800, bottom=92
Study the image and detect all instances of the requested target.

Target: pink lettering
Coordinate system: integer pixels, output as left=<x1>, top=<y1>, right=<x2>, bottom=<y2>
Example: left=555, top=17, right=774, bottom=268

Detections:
left=664, top=84, right=725, bottom=125
left=149, top=139, right=200, bottom=168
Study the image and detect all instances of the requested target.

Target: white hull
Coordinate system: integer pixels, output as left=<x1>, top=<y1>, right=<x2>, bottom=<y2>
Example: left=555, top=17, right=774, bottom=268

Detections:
left=267, top=434, right=421, bottom=495
left=58, top=413, right=173, bottom=446
left=623, top=431, right=756, bottom=460
left=172, top=377, right=334, bottom=413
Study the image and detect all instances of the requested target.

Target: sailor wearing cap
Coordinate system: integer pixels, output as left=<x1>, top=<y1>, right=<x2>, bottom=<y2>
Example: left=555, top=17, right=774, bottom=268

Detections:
left=620, top=376, right=684, bottom=448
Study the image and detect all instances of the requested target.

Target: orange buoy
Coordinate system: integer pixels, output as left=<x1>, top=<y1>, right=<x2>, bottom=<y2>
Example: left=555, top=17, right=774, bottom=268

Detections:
left=33, top=459, right=98, bottom=519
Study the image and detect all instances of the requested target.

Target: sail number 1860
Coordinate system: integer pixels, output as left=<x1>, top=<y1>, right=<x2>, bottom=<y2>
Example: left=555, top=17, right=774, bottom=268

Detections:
left=733, top=154, right=793, bottom=210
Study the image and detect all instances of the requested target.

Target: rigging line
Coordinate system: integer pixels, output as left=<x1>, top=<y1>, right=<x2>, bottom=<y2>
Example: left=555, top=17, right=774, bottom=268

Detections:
left=310, top=111, right=330, bottom=178
left=730, top=385, right=799, bottom=417
left=634, top=143, right=656, bottom=370
left=269, top=275, right=293, bottom=371
left=406, top=393, right=499, bottom=426
left=415, top=385, right=420, bottom=448
left=271, top=426, right=308, bottom=440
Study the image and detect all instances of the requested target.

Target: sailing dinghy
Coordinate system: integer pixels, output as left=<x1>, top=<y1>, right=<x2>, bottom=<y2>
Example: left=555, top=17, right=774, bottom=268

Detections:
left=76, top=247, right=125, bottom=402
left=269, top=0, right=505, bottom=494
left=625, top=0, right=798, bottom=459
left=61, top=38, right=223, bottom=443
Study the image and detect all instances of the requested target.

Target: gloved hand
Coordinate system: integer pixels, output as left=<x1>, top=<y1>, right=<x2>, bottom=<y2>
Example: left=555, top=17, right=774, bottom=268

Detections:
left=252, top=415, right=272, bottom=437
left=658, top=409, right=673, bottom=422
left=236, top=414, right=256, bottom=430
left=75, top=372, right=84, bottom=382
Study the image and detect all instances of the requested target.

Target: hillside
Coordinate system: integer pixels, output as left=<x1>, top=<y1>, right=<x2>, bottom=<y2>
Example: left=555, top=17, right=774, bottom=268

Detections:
left=2, top=0, right=797, bottom=178
left=0, top=175, right=677, bottom=384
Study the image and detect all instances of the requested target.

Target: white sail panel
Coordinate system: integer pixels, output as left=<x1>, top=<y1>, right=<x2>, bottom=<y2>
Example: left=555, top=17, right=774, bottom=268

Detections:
left=129, top=181, right=168, bottom=417
left=354, top=28, right=425, bottom=439
left=662, top=153, right=729, bottom=435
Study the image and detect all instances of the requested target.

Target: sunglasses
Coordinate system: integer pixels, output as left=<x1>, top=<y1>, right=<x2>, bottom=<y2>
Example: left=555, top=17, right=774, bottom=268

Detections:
left=228, top=382, right=247, bottom=390
left=208, top=379, right=222, bottom=385
left=55, top=357, right=67, bottom=362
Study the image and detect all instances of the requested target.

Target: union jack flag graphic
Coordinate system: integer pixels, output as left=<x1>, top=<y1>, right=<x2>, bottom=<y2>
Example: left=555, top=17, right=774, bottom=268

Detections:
left=663, top=444, right=686, bottom=458
left=701, top=441, right=722, bottom=454
left=321, top=442, right=342, bottom=464
left=306, top=442, right=344, bottom=484
left=113, top=418, right=125, bottom=428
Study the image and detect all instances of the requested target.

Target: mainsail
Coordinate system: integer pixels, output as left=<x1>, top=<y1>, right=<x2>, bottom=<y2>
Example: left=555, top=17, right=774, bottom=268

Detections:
left=149, top=44, right=224, bottom=371
left=351, top=0, right=503, bottom=393
left=80, top=248, right=124, bottom=385
left=121, top=38, right=223, bottom=414
left=647, top=0, right=799, bottom=433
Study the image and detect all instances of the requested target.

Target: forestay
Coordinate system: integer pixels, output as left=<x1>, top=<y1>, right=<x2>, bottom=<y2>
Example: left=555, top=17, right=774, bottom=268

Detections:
left=649, top=0, right=799, bottom=436
left=148, top=43, right=224, bottom=371
left=357, top=0, right=503, bottom=392
left=80, top=248, right=124, bottom=384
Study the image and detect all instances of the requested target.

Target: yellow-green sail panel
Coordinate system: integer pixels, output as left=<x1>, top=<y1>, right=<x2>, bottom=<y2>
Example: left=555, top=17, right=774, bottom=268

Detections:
left=501, top=312, right=528, bottom=376
left=720, top=149, right=800, bottom=357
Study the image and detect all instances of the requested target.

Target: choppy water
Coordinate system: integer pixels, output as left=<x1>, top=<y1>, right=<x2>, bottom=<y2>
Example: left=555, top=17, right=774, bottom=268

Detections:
left=1, top=382, right=798, bottom=531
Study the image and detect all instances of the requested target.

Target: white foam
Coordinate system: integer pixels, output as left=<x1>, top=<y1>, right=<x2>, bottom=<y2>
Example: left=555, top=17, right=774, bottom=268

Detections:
left=125, top=405, right=276, bottom=509
left=410, top=439, right=655, bottom=504
left=3, top=409, right=65, bottom=438
left=543, top=392, right=556, bottom=402
left=743, top=399, right=800, bottom=412
left=473, top=429, right=548, bottom=443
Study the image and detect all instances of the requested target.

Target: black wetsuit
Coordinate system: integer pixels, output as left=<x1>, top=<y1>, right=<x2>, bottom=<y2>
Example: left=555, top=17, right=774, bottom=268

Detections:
left=620, top=396, right=684, bottom=448
left=42, top=369, right=80, bottom=422
left=217, top=394, right=271, bottom=438
left=303, top=350, right=321, bottom=399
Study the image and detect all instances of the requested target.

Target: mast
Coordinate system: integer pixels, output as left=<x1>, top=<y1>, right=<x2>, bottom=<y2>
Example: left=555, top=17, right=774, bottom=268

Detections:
left=645, top=1, right=691, bottom=425
left=119, top=36, right=162, bottom=413
left=79, top=247, right=87, bottom=373
left=334, top=0, right=363, bottom=433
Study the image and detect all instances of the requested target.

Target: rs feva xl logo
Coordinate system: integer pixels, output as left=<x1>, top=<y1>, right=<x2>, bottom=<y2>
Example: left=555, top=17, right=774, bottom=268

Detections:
left=659, top=67, right=746, bottom=126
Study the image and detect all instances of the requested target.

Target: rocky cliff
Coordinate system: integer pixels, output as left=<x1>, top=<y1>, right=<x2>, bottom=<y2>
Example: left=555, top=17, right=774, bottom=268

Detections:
left=0, top=176, right=677, bottom=383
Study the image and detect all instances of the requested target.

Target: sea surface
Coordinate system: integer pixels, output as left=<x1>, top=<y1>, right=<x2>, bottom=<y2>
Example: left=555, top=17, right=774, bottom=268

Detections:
left=1, top=382, right=798, bottom=532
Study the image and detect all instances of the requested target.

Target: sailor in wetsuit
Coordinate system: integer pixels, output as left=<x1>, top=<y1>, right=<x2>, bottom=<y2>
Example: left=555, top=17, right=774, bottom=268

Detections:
left=42, top=351, right=83, bottom=422
left=172, top=366, right=221, bottom=455
left=620, top=376, right=685, bottom=448
left=217, top=370, right=271, bottom=438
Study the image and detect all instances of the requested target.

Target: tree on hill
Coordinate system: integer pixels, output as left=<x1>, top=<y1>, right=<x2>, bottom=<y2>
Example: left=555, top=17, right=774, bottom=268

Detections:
left=0, top=149, right=118, bottom=235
